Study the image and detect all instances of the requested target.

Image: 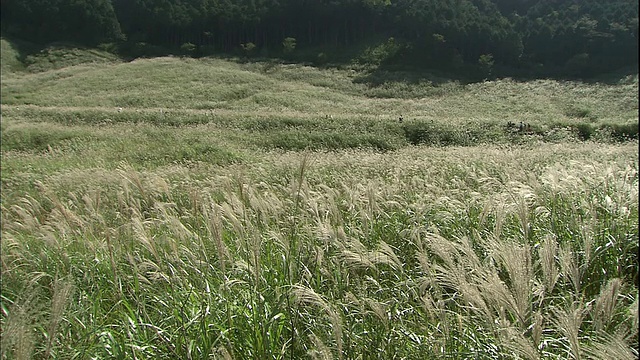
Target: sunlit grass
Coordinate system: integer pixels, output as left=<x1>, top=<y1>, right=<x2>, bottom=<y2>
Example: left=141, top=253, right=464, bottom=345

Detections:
left=2, top=48, right=638, bottom=127
left=1, top=38, right=638, bottom=359
left=2, top=143, right=638, bottom=359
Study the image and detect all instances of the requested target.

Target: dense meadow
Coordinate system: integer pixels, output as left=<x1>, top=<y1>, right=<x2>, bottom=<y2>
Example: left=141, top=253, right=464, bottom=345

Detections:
left=1, top=39, right=639, bottom=359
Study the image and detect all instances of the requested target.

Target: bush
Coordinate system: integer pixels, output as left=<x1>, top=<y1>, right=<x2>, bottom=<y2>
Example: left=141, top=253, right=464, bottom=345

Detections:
left=402, top=122, right=478, bottom=146
left=575, top=123, right=594, bottom=140
left=565, top=106, right=596, bottom=120
left=478, top=53, right=495, bottom=79
left=355, top=37, right=404, bottom=67
left=241, top=42, right=257, bottom=57
left=564, top=53, right=591, bottom=78
left=283, top=37, right=296, bottom=55
left=180, top=42, right=197, bottom=56
left=602, top=123, right=639, bottom=141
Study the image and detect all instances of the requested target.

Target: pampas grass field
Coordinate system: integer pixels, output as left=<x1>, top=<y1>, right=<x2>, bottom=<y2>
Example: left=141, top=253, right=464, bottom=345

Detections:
left=1, top=38, right=638, bottom=359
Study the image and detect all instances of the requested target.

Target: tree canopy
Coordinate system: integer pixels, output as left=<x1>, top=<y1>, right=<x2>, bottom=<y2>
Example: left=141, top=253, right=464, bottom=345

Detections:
left=1, top=0, right=637, bottom=78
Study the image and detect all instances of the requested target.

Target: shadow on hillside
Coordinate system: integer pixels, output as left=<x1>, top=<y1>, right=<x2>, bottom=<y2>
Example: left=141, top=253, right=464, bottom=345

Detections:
left=5, top=36, right=637, bottom=86
left=580, top=65, right=639, bottom=85
left=352, top=66, right=471, bottom=87
left=352, top=62, right=639, bottom=89
left=2, top=36, right=114, bottom=72
left=2, top=36, right=41, bottom=66
left=492, top=63, right=639, bottom=86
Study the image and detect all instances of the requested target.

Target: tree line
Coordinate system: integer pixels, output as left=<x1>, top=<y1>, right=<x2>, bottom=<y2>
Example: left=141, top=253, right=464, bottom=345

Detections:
left=1, top=0, right=638, bottom=78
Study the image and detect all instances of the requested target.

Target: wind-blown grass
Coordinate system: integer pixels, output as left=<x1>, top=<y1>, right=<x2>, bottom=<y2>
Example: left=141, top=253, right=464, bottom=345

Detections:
left=1, top=37, right=638, bottom=358
left=1, top=144, right=637, bottom=359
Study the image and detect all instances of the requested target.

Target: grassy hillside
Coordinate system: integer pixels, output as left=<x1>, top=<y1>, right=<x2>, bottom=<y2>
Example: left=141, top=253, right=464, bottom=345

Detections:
left=1, top=38, right=638, bottom=359
left=2, top=38, right=638, bottom=122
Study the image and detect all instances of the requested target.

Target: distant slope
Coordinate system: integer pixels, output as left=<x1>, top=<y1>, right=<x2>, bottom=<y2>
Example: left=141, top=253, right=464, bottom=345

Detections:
left=1, top=38, right=637, bottom=130
left=1, top=38, right=120, bottom=75
left=1, top=38, right=25, bottom=74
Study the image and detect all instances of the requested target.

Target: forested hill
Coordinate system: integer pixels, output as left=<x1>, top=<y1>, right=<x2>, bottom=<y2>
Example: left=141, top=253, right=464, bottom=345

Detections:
left=1, top=0, right=638, bottom=78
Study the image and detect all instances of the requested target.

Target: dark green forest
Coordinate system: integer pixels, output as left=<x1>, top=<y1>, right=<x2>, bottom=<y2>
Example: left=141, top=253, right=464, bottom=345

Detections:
left=1, top=0, right=638, bottom=78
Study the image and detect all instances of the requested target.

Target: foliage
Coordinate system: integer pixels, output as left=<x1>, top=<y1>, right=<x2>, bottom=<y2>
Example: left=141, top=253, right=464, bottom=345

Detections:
left=282, top=37, right=297, bottom=55
left=241, top=42, right=257, bottom=57
left=478, top=53, right=495, bottom=79
left=1, top=0, right=638, bottom=78
left=0, top=0, right=123, bottom=45
left=354, top=37, right=404, bottom=68
left=180, top=42, right=197, bottom=56
left=1, top=143, right=638, bottom=359
left=1, top=47, right=638, bottom=358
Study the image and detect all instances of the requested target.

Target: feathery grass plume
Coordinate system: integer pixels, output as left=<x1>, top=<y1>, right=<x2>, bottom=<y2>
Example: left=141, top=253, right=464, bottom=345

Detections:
left=579, top=224, right=594, bottom=273
left=370, top=240, right=402, bottom=271
left=629, top=296, right=638, bottom=338
left=315, top=220, right=333, bottom=252
left=247, top=183, right=285, bottom=225
left=364, top=182, right=382, bottom=222
left=421, top=291, right=440, bottom=323
left=506, top=181, right=537, bottom=240
left=42, top=190, right=85, bottom=235
left=480, top=270, right=520, bottom=327
left=203, top=202, right=230, bottom=273
left=247, top=231, right=263, bottom=288
left=552, top=301, right=589, bottom=360
left=532, top=311, right=544, bottom=352
left=155, top=201, right=195, bottom=242
left=81, top=190, right=104, bottom=229
left=559, top=243, right=582, bottom=297
left=7, top=195, right=44, bottom=232
left=424, top=234, right=490, bottom=318
left=308, top=333, right=333, bottom=360
left=490, top=237, right=534, bottom=328
left=103, top=235, right=122, bottom=295
left=131, top=213, right=161, bottom=263
left=497, top=325, right=540, bottom=360
left=214, top=346, right=234, bottom=360
left=0, top=233, right=21, bottom=275
left=583, top=332, right=639, bottom=360
left=338, top=235, right=401, bottom=272
left=292, top=284, right=343, bottom=358
left=220, top=201, right=245, bottom=239
left=292, top=153, right=310, bottom=205
left=364, top=298, right=389, bottom=331
left=538, top=234, right=559, bottom=295
left=1, top=295, right=37, bottom=360
left=117, top=164, right=147, bottom=199
left=328, top=225, right=372, bottom=271
left=339, top=249, right=375, bottom=271
left=592, top=278, right=623, bottom=332
left=492, top=202, right=507, bottom=238
left=44, top=277, right=75, bottom=359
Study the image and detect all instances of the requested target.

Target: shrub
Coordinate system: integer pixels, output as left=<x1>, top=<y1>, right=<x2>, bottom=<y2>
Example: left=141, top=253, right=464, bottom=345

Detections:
left=601, top=123, right=639, bottom=141
left=355, top=37, right=404, bottom=67
left=180, top=42, right=197, bottom=56
left=564, top=53, right=591, bottom=77
left=241, top=42, right=257, bottom=57
left=565, top=106, right=596, bottom=120
left=283, top=37, right=297, bottom=55
left=402, top=122, right=478, bottom=146
left=478, top=53, right=495, bottom=79
left=575, top=123, right=594, bottom=140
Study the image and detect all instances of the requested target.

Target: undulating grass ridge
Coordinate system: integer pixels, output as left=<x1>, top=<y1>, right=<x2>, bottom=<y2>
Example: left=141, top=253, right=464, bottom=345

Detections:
left=1, top=38, right=638, bottom=359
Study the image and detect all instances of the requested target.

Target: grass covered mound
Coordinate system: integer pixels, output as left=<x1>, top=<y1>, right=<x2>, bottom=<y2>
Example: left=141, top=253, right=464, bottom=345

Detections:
left=1, top=38, right=638, bottom=358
